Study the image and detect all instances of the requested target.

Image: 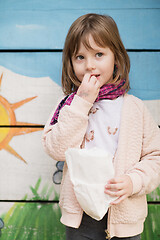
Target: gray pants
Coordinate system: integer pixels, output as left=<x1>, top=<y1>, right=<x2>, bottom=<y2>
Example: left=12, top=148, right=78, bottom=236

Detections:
left=66, top=212, right=141, bottom=240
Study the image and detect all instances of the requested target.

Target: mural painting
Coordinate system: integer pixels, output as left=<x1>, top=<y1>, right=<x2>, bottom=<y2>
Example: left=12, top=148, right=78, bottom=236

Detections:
left=0, top=178, right=65, bottom=240
left=0, top=66, right=64, bottom=238
left=0, top=73, right=42, bottom=163
left=0, top=1, right=160, bottom=239
left=0, top=58, right=160, bottom=238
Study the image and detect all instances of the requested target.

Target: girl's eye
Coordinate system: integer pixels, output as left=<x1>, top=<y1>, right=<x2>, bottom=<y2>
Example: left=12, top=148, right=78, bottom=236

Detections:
left=96, top=52, right=103, bottom=58
left=76, top=55, right=84, bottom=60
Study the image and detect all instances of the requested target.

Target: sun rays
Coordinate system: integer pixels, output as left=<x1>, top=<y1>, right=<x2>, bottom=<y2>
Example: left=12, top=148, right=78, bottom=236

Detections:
left=0, top=73, right=43, bottom=163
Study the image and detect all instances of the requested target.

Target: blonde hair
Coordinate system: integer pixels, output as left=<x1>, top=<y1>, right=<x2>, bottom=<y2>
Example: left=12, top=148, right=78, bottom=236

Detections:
left=62, top=13, right=130, bottom=95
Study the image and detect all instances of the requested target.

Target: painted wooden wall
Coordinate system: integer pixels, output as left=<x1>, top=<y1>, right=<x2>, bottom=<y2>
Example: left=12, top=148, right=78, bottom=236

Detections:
left=0, top=0, right=160, bottom=239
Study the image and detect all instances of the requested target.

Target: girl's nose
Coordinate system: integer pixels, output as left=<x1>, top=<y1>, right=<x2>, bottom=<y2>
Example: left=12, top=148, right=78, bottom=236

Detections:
left=86, top=58, right=96, bottom=71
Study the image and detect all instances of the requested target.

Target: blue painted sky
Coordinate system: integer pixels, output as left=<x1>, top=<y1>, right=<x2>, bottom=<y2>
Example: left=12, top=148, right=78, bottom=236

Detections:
left=0, top=0, right=159, bottom=100
left=0, top=8, right=160, bottom=49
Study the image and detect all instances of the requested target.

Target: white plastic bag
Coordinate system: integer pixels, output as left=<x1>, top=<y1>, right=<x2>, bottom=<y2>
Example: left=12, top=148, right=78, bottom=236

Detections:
left=65, top=147, right=117, bottom=220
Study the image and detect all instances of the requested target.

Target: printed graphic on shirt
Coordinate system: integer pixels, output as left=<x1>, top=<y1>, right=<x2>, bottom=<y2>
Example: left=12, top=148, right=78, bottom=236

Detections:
left=85, top=98, right=124, bottom=155
left=107, top=126, right=118, bottom=135
left=89, top=107, right=99, bottom=115
left=85, top=130, right=95, bottom=142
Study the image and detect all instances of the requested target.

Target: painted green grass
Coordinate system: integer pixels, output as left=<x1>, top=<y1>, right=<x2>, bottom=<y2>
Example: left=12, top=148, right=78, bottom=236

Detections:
left=147, top=186, right=160, bottom=201
left=1, top=179, right=160, bottom=239
left=0, top=178, right=65, bottom=240
left=141, top=204, right=160, bottom=240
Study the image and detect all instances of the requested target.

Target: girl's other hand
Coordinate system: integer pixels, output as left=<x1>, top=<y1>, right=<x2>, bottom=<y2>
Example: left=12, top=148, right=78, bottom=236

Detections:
left=104, top=175, right=133, bottom=205
left=76, top=73, right=100, bottom=104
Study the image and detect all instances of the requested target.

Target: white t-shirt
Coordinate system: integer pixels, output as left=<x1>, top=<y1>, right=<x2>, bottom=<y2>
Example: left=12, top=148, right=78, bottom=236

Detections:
left=85, top=96, right=124, bottom=156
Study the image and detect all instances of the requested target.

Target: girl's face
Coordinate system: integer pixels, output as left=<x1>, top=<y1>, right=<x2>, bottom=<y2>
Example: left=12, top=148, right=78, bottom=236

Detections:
left=72, top=35, right=115, bottom=87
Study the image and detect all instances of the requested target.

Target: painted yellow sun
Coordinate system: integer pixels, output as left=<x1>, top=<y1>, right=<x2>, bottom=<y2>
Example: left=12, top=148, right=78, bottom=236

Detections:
left=0, top=73, right=43, bottom=163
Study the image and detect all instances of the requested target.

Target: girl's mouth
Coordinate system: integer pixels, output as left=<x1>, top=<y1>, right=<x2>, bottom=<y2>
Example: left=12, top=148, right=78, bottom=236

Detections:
left=91, top=74, right=100, bottom=79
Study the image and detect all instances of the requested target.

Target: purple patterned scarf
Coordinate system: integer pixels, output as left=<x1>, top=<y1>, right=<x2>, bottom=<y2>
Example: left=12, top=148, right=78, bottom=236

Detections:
left=50, top=79, right=126, bottom=125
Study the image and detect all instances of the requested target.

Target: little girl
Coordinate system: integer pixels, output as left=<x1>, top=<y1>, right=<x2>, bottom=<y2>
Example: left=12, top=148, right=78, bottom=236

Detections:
left=42, top=13, right=160, bottom=240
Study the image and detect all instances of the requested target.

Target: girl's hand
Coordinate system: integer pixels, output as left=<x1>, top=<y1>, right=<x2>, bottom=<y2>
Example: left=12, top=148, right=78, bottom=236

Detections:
left=104, top=175, right=133, bottom=205
left=76, top=73, right=100, bottom=104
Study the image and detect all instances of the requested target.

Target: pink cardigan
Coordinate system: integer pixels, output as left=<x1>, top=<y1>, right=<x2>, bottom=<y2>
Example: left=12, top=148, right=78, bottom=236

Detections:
left=42, top=94, right=160, bottom=238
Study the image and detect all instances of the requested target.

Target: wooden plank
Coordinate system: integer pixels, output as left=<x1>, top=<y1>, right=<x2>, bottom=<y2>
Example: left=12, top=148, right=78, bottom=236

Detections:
left=0, top=64, right=63, bottom=125
left=0, top=52, right=62, bottom=87
left=1, top=0, right=159, bottom=10
left=128, top=52, right=160, bottom=101
left=0, top=9, right=159, bottom=49
left=1, top=202, right=160, bottom=240
left=141, top=204, right=160, bottom=240
left=0, top=52, right=160, bottom=100
left=1, top=203, right=160, bottom=240
left=0, top=52, right=160, bottom=124
left=0, top=202, right=65, bottom=240
left=0, top=125, right=159, bottom=201
left=0, top=129, right=61, bottom=200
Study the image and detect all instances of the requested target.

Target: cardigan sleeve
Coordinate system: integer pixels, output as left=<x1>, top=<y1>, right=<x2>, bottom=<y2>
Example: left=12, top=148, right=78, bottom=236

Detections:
left=42, top=95, right=92, bottom=161
left=127, top=104, right=160, bottom=196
